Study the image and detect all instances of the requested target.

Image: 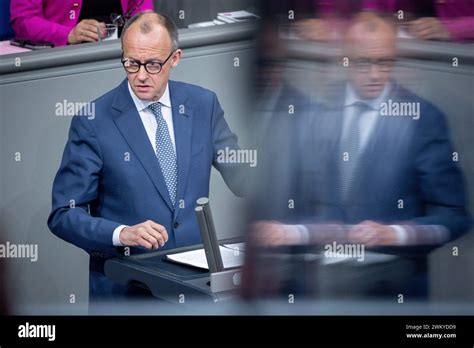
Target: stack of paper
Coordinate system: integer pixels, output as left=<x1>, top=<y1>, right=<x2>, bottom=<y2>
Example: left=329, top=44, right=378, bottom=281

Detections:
left=166, top=243, right=245, bottom=270
left=167, top=243, right=396, bottom=270
left=188, top=20, right=226, bottom=29
left=217, top=10, right=260, bottom=23
left=322, top=251, right=397, bottom=266
left=188, top=10, right=259, bottom=28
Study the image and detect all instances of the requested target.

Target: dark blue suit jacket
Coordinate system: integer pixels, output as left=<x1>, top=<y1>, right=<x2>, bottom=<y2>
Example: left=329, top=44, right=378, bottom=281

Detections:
left=48, top=79, right=244, bottom=297
left=257, top=82, right=470, bottom=247
left=298, top=82, right=471, bottom=243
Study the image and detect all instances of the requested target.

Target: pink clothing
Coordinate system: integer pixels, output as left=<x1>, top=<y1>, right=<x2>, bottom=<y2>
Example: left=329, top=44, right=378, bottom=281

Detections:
left=10, top=0, right=154, bottom=46
left=317, top=0, right=474, bottom=41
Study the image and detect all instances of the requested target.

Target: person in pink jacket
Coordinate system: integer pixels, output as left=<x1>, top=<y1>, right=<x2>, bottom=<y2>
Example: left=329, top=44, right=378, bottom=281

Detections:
left=295, top=0, right=474, bottom=42
left=319, top=0, right=474, bottom=42
left=10, top=0, right=154, bottom=46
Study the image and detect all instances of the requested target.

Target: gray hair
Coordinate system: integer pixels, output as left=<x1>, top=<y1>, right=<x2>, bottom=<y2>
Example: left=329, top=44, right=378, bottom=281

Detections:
left=121, top=11, right=179, bottom=51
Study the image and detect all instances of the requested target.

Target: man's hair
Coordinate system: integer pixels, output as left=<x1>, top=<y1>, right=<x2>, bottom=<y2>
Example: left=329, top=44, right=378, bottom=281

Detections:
left=348, top=11, right=397, bottom=36
left=121, top=11, right=179, bottom=51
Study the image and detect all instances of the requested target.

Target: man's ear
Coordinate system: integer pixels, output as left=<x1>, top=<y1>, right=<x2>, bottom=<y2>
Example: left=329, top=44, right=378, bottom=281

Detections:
left=171, top=49, right=182, bottom=68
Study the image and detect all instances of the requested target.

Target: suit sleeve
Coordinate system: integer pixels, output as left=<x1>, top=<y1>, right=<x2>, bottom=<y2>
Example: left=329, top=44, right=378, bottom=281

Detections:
left=48, top=115, right=121, bottom=255
left=411, top=103, right=471, bottom=241
left=210, top=93, right=248, bottom=197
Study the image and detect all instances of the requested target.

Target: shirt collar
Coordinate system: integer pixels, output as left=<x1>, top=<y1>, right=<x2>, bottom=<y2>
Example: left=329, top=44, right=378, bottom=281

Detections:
left=345, top=81, right=391, bottom=110
left=127, top=82, right=171, bottom=112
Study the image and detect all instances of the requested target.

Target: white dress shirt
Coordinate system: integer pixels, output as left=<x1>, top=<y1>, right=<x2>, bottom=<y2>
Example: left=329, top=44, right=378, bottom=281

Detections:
left=128, top=82, right=176, bottom=152
left=341, top=82, right=390, bottom=152
left=112, top=83, right=175, bottom=247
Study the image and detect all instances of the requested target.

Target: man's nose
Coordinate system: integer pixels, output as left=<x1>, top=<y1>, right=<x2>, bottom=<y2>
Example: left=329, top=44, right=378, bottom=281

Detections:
left=368, top=64, right=381, bottom=80
left=137, top=65, right=148, bottom=81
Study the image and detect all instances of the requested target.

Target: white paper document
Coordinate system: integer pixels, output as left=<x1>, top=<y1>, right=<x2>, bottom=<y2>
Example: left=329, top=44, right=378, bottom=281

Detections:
left=166, top=245, right=244, bottom=270
left=217, top=10, right=260, bottom=23
left=223, top=242, right=245, bottom=253
left=167, top=243, right=394, bottom=269
left=322, top=251, right=398, bottom=266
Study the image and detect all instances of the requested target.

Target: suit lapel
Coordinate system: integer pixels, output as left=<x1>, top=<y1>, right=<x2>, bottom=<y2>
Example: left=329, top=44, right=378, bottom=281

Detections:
left=112, top=80, right=174, bottom=210
left=169, top=81, right=194, bottom=214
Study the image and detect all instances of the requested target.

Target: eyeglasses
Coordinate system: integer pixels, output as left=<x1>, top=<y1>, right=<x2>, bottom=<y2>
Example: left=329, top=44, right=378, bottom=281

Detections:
left=351, top=58, right=396, bottom=72
left=122, top=50, right=175, bottom=74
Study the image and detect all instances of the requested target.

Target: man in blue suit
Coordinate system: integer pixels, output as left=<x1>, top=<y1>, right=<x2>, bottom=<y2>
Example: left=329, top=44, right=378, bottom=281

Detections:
left=254, top=11, right=471, bottom=248
left=250, top=13, right=470, bottom=298
left=48, top=12, right=245, bottom=299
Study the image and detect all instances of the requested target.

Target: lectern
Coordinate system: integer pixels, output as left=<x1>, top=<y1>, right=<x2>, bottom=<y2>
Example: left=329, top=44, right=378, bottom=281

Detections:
left=104, top=197, right=243, bottom=303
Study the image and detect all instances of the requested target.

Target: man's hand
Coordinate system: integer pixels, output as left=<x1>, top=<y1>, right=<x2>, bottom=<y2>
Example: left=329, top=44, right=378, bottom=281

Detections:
left=409, top=17, right=450, bottom=41
left=119, top=220, right=168, bottom=250
left=251, top=220, right=303, bottom=247
left=68, top=19, right=105, bottom=44
left=348, top=220, right=398, bottom=247
left=293, top=19, right=330, bottom=42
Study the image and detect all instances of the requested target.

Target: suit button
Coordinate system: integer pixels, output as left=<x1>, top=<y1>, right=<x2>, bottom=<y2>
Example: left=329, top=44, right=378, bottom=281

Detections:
left=173, top=222, right=180, bottom=229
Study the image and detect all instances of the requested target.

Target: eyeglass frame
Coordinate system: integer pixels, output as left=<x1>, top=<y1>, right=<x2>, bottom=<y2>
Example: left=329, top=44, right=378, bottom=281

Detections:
left=350, top=57, right=396, bottom=72
left=121, top=50, right=176, bottom=74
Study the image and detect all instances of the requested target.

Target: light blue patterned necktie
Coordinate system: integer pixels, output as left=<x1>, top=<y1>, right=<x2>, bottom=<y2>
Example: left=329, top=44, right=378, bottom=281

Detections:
left=339, top=101, right=371, bottom=201
left=148, top=102, right=177, bottom=207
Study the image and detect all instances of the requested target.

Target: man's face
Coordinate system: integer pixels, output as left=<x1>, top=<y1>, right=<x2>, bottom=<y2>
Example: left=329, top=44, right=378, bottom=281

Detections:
left=122, top=23, right=181, bottom=101
left=346, top=25, right=396, bottom=99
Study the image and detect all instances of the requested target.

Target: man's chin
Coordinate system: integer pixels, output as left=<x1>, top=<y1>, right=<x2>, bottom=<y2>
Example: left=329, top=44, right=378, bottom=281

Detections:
left=361, top=88, right=383, bottom=99
left=133, top=90, right=154, bottom=101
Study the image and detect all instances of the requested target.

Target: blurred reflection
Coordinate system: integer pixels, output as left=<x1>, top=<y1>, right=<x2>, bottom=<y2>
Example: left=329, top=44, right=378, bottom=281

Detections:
left=0, top=236, right=9, bottom=315
left=0, top=264, right=8, bottom=315
left=244, top=10, right=472, bottom=301
left=291, top=0, right=474, bottom=42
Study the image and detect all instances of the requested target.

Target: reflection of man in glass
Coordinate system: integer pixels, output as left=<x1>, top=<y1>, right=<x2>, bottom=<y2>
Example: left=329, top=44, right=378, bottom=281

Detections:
left=254, top=12, right=471, bottom=250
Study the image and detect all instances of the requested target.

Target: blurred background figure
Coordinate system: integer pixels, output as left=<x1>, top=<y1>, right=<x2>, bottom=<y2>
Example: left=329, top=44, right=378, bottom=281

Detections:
left=10, top=0, right=153, bottom=46
left=0, top=260, right=9, bottom=315
left=243, top=10, right=472, bottom=301
left=0, top=0, right=15, bottom=40
left=0, top=231, right=10, bottom=315
left=293, top=0, right=474, bottom=42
